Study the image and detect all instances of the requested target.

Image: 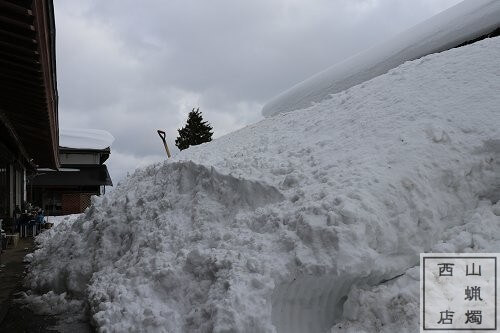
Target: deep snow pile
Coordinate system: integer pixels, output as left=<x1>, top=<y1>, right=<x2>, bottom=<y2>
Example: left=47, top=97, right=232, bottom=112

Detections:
left=262, top=0, right=500, bottom=118
left=330, top=199, right=500, bottom=333
left=26, top=37, right=500, bottom=332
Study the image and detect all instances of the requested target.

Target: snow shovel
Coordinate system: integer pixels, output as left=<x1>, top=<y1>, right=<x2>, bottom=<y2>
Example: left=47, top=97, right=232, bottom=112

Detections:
left=157, top=130, right=171, bottom=158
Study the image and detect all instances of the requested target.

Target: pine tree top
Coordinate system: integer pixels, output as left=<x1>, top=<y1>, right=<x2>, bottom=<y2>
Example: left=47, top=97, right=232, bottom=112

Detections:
left=175, top=108, right=213, bottom=151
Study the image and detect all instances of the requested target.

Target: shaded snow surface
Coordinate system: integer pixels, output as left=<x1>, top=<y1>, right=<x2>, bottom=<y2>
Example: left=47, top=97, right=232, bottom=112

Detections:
left=25, top=37, right=500, bottom=332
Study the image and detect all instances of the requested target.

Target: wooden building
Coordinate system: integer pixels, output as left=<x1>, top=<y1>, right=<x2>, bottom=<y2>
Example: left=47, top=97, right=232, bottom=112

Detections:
left=0, top=0, right=58, bottom=228
left=30, top=145, right=113, bottom=215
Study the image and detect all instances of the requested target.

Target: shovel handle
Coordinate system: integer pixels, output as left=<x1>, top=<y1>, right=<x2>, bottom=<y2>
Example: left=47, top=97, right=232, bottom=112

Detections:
left=157, top=130, right=171, bottom=158
left=157, top=130, right=166, bottom=142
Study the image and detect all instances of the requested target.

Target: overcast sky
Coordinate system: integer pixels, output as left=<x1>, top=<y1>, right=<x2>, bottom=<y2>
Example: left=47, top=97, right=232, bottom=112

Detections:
left=54, top=0, right=462, bottom=183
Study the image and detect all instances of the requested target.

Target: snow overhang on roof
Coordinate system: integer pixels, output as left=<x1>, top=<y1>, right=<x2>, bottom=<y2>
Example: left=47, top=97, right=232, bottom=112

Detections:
left=59, top=128, right=115, bottom=150
left=262, top=0, right=500, bottom=118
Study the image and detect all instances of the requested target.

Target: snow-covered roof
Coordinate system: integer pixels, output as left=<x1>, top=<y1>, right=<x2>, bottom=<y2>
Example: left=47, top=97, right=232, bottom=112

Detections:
left=262, top=0, right=500, bottom=117
left=59, top=128, right=115, bottom=150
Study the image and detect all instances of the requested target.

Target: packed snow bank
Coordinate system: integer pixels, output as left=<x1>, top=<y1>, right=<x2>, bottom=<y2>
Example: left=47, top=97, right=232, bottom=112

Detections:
left=26, top=37, right=500, bottom=332
left=262, top=0, right=500, bottom=118
left=330, top=200, right=500, bottom=333
left=60, top=128, right=114, bottom=149
left=45, top=214, right=81, bottom=227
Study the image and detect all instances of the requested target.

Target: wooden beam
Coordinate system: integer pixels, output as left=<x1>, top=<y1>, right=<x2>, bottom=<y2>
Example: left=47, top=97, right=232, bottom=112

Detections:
left=0, top=107, right=45, bottom=119
left=0, top=14, right=35, bottom=32
left=0, top=1, right=33, bottom=17
left=0, top=106, right=46, bottom=121
left=0, top=0, right=58, bottom=169
left=0, top=28, right=38, bottom=48
left=0, top=109, right=31, bottom=163
left=0, top=39, right=39, bottom=57
left=15, top=124, right=51, bottom=140
left=32, top=0, right=59, bottom=169
left=0, top=82, right=46, bottom=98
left=7, top=122, right=49, bottom=137
left=1, top=110, right=47, bottom=124
left=0, top=56, right=42, bottom=74
left=2, top=97, right=48, bottom=110
left=1, top=111, right=53, bottom=146
left=0, top=49, right=40, bottom=67
left=6, top=108, right=48, bottom=122
left=0, top=65, right=42, bottom=83
left=0, top=72, right=44, bottom=88
left=0, top=89, right=46, bottom=104
left=0, top=92, right=46, bottom=108
left=0, top=107, right=46, bottom=122
left=0, top=74, right=43, bottom=88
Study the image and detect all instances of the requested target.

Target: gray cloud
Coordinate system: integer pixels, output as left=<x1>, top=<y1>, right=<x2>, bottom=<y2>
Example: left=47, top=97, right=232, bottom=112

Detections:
left=54, top=0, right=462, bottom=183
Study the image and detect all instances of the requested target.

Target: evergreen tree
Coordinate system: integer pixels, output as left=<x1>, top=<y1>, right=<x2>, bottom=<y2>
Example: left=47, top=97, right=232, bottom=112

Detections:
left=175, top=108, right=213, bottom=151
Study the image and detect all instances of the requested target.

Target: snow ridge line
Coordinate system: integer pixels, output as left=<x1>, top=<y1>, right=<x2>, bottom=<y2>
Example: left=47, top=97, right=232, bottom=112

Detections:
left=262, top=0, right=500, bottom=117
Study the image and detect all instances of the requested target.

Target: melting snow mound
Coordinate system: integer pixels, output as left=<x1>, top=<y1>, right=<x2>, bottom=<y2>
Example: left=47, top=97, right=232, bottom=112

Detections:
left=26, top=37, right=500, bottom=332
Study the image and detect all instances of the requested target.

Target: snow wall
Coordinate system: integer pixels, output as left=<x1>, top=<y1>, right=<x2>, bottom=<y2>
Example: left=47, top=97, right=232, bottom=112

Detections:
left=262, top=0, right=500, bottom=118
left=25, top=37, right=500, bottom=332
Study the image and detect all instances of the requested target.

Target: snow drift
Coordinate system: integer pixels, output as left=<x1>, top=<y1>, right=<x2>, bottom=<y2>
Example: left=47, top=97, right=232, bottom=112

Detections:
left=25, top=37, right=500, bottom=332
left=262, top=0, right=500, bottom=118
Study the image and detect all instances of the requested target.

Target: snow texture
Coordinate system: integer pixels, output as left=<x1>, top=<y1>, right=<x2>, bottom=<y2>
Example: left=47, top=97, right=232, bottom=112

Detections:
left=45, top=214, right=82, bottom=227
left=262, top=0, right=500, bottom=118
left=59, top=128, right=115, bottom=150
left=25, top=37, right=500, bottom=332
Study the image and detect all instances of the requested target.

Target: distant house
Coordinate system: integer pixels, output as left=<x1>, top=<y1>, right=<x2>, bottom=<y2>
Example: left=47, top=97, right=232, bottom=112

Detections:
left=29, top=129, right=114, bottom=215
left=0, top=0, right=59, bottom=227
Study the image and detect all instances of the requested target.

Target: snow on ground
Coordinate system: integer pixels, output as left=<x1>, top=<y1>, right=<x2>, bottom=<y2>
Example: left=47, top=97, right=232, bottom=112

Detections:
left=60, top=128, right=114, bottom=149
left=45, top=214, right=82, bottom=227
left=262, top=0, right=500, bottom=118
left=21, top=214, right=85, bottom=318
left=25, top=37, right=500, bottom=332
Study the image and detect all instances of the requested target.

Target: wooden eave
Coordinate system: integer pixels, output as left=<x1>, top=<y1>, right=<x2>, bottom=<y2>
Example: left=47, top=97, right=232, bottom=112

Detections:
left=0, top=0, right=59, bottom=168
